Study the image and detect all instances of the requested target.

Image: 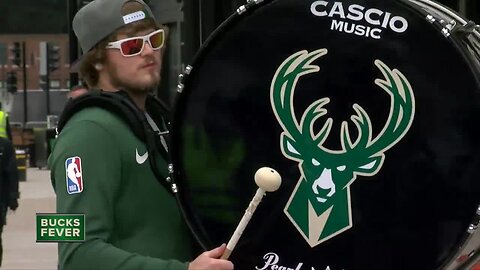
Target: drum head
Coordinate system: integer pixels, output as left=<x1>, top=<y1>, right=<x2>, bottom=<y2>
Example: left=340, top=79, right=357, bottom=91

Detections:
left=171, top=0, right=480, bottom=269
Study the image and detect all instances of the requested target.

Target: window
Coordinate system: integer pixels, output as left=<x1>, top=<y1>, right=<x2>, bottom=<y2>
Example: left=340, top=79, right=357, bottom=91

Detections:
left=50, top=80, right=60, bottom=89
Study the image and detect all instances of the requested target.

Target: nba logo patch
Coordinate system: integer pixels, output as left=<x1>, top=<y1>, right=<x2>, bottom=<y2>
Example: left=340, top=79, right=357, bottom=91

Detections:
left=65, top=156, right=83, bottom=194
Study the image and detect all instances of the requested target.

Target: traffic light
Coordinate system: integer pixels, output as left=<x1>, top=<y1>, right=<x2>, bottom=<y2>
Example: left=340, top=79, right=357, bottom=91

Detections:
left=47, top=42, right=61, bottom=72
left=6, top=71, right=17, bottom=93
left=9, top=42, right=22, bottom=66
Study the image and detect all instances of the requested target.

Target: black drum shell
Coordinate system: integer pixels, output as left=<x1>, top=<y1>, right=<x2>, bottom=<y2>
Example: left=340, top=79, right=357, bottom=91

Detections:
left=171, top=0, right=480, bottom=269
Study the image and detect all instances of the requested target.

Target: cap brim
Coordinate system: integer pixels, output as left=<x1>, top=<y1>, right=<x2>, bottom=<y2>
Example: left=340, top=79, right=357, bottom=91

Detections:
left=69, top=55, right=85, bottom=73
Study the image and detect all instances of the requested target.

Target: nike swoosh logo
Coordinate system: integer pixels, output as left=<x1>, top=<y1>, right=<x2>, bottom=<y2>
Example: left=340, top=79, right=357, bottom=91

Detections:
left=136, top=148, right=148, bottom=164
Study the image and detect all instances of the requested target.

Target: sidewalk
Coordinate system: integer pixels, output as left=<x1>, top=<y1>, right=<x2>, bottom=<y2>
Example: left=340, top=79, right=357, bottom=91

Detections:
left=2, top=168, right=57, bottom=270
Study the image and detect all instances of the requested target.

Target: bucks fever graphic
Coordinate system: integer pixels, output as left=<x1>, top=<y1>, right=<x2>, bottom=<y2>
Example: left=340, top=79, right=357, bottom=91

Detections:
left=270, top=49, right=415, bottom=247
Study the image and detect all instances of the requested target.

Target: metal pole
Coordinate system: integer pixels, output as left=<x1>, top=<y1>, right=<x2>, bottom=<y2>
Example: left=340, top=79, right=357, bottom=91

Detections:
left=67, top=0, right=79, bottom=86
left=46, top=67, right=50, bottom=116
left=458, top=0, right=467, bottom=16
left=199, top=0, right=203, bottom=46
left=39, top=42, right=50, bottom=116
left=22, top=41, right=27, bottom=126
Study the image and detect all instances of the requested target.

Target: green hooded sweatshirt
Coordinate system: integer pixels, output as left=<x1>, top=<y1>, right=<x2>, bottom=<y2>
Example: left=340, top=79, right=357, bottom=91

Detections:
left=48, top=107, right=193, bottom=270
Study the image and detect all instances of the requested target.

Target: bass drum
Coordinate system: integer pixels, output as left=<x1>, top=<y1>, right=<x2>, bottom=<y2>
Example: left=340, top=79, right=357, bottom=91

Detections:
left=170, top=0, right=480, bottom=269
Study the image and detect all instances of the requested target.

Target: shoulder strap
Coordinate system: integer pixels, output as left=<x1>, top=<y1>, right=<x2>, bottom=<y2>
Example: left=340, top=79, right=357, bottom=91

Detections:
left=146, top=94, right=171, bottom=123
left=57, top=90, right=146, bottom=141
left=57, top=90, right=174, bottom=195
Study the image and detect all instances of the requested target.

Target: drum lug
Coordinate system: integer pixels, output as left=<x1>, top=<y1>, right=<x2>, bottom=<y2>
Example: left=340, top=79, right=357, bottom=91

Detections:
left=424, top=12, right=457, bottom=37
left=171, top=183, right=178, bottom=193
left=466, top=205, right=480, bottom=244
left=166, top=164, right=178, bottom=193
left=441, top=20, right=457, bottom=37
left=468, top=223, right=478, bottom=234
left=176, top=82, right=184, bottom=93
left=237, top=0, right=264, bottom=15
left=426, top=14, right=436, bottom=23
left=184, top=65, right=193, bottom=75
left=237, top=5, right=247, bottom=15
left=177, top=66, right=192, bottom=94
left=467, top=205, right=480, bottom=234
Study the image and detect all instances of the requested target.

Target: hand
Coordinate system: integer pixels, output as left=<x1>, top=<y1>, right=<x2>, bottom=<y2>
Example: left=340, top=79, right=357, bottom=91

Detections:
left=188, top=244, right=234, bottom=270
left=8, top=199, right=18, bottom=211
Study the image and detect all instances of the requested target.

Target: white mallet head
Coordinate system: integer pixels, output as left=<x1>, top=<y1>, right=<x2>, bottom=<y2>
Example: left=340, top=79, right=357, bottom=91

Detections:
left=254, top=167, right=282, bottom=192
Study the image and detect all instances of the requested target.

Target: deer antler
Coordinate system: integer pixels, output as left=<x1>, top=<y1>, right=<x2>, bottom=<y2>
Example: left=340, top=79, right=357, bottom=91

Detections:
left=301, top=98, right=333, bottom=146
left=341, top=60, right=415, bottom=157
left=270, top=49, right=329, bottom=148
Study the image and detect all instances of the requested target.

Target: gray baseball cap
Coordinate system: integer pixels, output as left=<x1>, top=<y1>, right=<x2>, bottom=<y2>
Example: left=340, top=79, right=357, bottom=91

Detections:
left=73, top=0, right=158, bottom=54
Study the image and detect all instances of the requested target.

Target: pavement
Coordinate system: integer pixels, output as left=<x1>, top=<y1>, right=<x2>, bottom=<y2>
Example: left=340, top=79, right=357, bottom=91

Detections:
left=2, top=168, right=58, bottom=270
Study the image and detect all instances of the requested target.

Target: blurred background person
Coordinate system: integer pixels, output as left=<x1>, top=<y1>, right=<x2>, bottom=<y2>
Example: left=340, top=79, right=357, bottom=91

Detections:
left=67, top=84, right=89, bottom=100
left=0, top=136, right=20, bottom=267
left=0, top=103, right=12, bottom=141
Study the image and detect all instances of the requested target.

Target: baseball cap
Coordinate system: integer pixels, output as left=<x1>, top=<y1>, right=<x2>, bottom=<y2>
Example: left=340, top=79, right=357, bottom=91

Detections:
left=71, top=0, right=158, bottom=71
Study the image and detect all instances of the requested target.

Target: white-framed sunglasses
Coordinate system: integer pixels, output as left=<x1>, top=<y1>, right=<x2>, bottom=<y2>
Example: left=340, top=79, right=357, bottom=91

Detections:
left=106, top=29, right=165, bottom=57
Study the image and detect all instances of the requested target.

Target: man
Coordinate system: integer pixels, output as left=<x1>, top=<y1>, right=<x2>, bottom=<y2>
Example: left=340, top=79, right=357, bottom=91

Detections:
left=0, top=137, right=19, bottom=267
left=48, top=0, right=234, bottom=269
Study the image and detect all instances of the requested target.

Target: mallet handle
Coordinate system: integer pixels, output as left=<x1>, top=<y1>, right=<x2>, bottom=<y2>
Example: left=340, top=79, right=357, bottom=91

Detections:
left=220, top=188, right=265, bottom=260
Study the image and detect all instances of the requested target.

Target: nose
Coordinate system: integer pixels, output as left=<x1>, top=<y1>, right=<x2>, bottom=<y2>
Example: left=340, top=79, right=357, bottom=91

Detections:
left=141, top=41, right=155, bottom=56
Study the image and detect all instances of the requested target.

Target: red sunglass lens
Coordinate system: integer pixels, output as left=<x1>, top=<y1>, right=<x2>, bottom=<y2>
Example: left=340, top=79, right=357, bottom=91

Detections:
left=120, top=39, right=143, bottom=55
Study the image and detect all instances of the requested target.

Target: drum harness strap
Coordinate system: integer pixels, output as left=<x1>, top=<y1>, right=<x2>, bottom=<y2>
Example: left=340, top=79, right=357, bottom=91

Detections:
left=57, top=89, right=175, bottom=196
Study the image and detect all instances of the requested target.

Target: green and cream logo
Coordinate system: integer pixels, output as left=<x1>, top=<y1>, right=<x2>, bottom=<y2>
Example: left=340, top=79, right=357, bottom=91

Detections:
left=270, top=49, right=415, bottom=247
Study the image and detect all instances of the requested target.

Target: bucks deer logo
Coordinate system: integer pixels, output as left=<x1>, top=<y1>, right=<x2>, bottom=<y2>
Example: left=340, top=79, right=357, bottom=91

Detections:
left=270, top=49, right=415, bottom=247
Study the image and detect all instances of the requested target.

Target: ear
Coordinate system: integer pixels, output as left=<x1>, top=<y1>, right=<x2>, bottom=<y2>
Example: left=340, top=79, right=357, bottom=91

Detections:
left=281, top=134, right=302, bottom=160
left=94, top=63, right=103, bottom=71
left=355, top=155, right=384, bottom=175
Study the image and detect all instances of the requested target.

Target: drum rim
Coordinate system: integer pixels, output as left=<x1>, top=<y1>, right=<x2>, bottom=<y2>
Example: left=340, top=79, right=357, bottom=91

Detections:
left=404, top=0, right=480, bottom=86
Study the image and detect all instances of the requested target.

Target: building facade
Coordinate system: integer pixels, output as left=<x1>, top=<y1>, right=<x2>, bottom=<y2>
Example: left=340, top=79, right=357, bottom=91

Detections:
left=0, top=34, right=70, bottom=91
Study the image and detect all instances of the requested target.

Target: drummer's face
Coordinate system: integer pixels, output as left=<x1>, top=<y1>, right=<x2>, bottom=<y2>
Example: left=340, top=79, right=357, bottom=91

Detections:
left=103, top=27, right=163, bottom=94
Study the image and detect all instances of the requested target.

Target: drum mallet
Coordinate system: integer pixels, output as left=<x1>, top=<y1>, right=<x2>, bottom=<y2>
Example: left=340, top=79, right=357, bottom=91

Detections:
left=220, top=167, right=282, bottom=260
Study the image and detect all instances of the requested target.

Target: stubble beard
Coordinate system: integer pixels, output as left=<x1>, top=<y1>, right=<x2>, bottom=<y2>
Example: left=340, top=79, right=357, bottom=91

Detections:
left=109, top=64, right=161, bottom=95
